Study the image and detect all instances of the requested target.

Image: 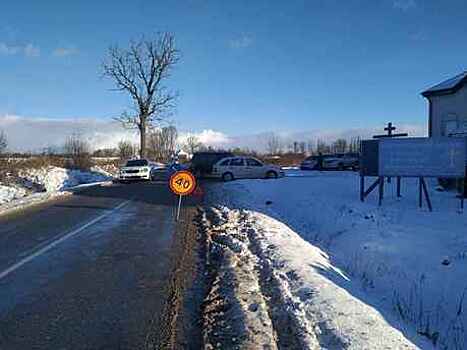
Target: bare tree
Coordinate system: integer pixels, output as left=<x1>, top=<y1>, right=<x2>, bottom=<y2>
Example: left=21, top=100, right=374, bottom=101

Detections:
left=148, top=126, right=178, bottom=162
left=118, top=140, right=136, bottom=160
left=184, top=135, right=203, bottom=155
left=0, top=130, right=7, bottom=154
left=349, top=136, right=362, bottom=153
left=316, top=139, right=330, bottom=154
left=64, top=133, right=92, bottom=169
left=333, top=138, right=348, bottom=153
left=306, top=140, right=314, bottom=155
left=265, top=133, right=282, bottom=155
left=102, top=33, right=180, bottom=158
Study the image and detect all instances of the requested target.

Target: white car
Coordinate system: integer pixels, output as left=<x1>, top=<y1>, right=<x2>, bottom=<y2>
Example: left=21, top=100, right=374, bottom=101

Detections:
left=119, top=159, right=152, bottom=181
left=212, top=156, right=284, bottom=181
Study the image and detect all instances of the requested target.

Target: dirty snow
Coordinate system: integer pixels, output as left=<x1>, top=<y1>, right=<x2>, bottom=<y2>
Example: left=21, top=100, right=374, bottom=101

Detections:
left=208, top=170, right=467, bottom=349
left=201, top=207, right=279, bottom=349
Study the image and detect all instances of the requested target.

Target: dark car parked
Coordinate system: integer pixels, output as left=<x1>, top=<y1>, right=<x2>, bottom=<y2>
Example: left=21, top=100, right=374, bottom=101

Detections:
left=300, top=153, right=360, bottom=171
left=190, top=151, right=234, bottom=177
left=300, top=155, right=321, bottom=170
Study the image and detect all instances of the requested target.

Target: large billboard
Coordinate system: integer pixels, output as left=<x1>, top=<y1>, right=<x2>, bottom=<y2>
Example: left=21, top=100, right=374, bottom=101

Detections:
left=378, top=137, right=466, bottom=178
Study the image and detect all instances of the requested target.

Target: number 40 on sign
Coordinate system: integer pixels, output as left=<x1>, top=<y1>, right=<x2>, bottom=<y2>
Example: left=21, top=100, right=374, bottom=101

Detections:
left=169, top=171, right=197, bottom=221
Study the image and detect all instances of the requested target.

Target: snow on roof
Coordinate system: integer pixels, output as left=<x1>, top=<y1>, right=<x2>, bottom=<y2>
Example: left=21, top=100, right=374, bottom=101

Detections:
left=422, top=71, right=467, bottom=97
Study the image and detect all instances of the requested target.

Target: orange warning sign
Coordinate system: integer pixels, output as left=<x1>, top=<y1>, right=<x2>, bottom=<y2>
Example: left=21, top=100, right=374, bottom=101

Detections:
left=169, top=171, right=197, bottom=196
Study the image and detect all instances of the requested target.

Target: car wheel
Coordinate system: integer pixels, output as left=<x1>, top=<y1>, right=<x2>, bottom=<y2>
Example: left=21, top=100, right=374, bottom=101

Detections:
left=266, top=171, right=278, bottom=179
left=338, top=163, right=345, bottom=171
left=222, top=172, right=234, bottom=182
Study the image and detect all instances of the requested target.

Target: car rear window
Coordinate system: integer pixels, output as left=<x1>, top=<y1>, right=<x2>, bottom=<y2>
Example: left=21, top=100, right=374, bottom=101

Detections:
left=126, top=159, right=148, bottom=167
left=219, top=159, right=231, bottom=166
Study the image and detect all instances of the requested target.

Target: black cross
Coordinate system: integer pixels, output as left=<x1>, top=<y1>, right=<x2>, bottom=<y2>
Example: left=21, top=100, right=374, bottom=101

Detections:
left=384, top=122, right=396, bottom=136
left=373, top=122, right=408, bottom=139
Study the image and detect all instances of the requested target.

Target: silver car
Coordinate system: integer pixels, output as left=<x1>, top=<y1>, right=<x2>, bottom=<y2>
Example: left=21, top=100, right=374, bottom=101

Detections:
left=212, top=156, right=284, bottom=181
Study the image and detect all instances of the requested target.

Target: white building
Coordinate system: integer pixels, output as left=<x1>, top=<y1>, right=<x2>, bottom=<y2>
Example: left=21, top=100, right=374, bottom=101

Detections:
left=422, top=71, right=467, bottom=137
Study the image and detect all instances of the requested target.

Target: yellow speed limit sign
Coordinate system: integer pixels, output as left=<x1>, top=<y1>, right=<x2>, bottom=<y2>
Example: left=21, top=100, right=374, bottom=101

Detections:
left=169, top=171, right=197, bottom=196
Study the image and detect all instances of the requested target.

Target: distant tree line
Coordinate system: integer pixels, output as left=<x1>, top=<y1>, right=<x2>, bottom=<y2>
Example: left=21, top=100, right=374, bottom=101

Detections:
left=264, top=132, right=362, bottom=156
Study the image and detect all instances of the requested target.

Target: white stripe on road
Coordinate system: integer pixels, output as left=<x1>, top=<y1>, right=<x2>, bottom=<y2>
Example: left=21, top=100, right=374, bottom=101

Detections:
left=0, top=200, right=131, bottom=281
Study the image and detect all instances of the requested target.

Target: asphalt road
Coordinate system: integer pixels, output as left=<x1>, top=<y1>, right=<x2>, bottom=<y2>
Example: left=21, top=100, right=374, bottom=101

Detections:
left=0, top=180, right=198, bottom=350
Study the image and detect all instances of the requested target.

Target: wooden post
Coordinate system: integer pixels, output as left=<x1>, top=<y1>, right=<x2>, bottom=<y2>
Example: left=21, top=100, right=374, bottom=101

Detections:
left=396, top=176, right=401, bottom=198
left=378, top=176, right=384, bottom=206
left=461, top=178, right=465, bottom=212
left=421, top=178, right=433, bottom=212
left=419, top=177, right=423, bottom=208
left=360, top=175, right=365, bottom=202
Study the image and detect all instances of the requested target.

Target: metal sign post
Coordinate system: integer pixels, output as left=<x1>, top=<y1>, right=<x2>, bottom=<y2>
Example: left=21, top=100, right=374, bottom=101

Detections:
left=176, top=194, right=183, bottom=221
left=169, top=170, right=197, bottom=222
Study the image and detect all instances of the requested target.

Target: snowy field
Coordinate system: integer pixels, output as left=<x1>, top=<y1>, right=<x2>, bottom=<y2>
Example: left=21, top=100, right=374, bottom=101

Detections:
left=208, top=170, right=467, bottom=349
left=0, top=166, right=112, bottom=214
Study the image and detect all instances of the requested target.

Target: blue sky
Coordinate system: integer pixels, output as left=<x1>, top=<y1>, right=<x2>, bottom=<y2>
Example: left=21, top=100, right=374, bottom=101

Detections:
left=1, top=0, right=466, bottom=141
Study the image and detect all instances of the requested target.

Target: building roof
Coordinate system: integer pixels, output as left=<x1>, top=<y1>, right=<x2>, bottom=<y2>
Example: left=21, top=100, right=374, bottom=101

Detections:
left=421, top=71, right=467, bottom=97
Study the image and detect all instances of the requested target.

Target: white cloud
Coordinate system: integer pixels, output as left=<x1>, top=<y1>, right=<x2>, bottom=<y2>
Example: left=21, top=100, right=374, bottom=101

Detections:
left=52, top=47, right=79, bottom=57
left=229, top=34, right=253, bottom=49
left=0, top=114, right=427, bottom=154
left=178, top=129, right=231, bottom=148
left=0, top=115, right=136, bottom=152
left=393, top=0, right=416, bottom=11
left=0, top=42, right=40, bottom=57
left=195, top=129, right=230, bottom=145
left=0, top=115, right=231, bottom=153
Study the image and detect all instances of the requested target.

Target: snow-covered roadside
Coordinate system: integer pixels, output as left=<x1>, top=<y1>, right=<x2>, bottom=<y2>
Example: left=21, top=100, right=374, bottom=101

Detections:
left=201, top=207, right=280, bottom=349
left=0, top=166, right=113, bottom=215
left=206, top=170, right=467, bottom=348
left=202, top=203, right=428, bottom=349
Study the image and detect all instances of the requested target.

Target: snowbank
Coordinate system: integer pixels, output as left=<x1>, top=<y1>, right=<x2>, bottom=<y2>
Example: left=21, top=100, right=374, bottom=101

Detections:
left=0, top=166, right=112, bottom=214
left=19, top=166, right=111, bottom=192
left=0, top=185, right=26, bottom=205
left=209, top=170, right=467, bottom=348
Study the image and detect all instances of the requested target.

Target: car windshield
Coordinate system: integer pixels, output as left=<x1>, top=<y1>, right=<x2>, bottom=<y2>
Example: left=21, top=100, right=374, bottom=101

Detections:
left=125, top=160, right=148, bottom=167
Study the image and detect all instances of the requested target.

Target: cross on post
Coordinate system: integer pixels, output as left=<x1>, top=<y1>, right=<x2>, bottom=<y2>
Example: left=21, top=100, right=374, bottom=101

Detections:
left=372, top=122, right=409, bottom=186
left=373, top=122, right=408, bottom=139
left=384, top=122, right=396, bottom=136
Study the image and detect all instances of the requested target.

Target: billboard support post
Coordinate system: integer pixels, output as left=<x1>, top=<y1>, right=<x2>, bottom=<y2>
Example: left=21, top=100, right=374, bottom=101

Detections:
left=418, top=177, right=432, bottom=211
left=418, top=177, right=423, bottom=208
left=360, top=175, right=364, bottom=202
left=396, top=176, right=402, bottom=198
left=360, top=176, right=381, bottom=202
left=378, top=176, right=384, bottom=206
left=461, top=179, right=465, bottom=213
left=421, top=177, right=433, bottom=211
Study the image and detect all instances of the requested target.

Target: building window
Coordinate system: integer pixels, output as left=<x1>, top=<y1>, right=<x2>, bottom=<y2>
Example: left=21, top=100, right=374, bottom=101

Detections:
left=442, top=114, right=458, bottom=136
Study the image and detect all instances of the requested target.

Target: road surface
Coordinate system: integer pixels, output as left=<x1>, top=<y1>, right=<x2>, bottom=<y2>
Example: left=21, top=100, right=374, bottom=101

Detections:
left=0, top=180, right=198, bottom=350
